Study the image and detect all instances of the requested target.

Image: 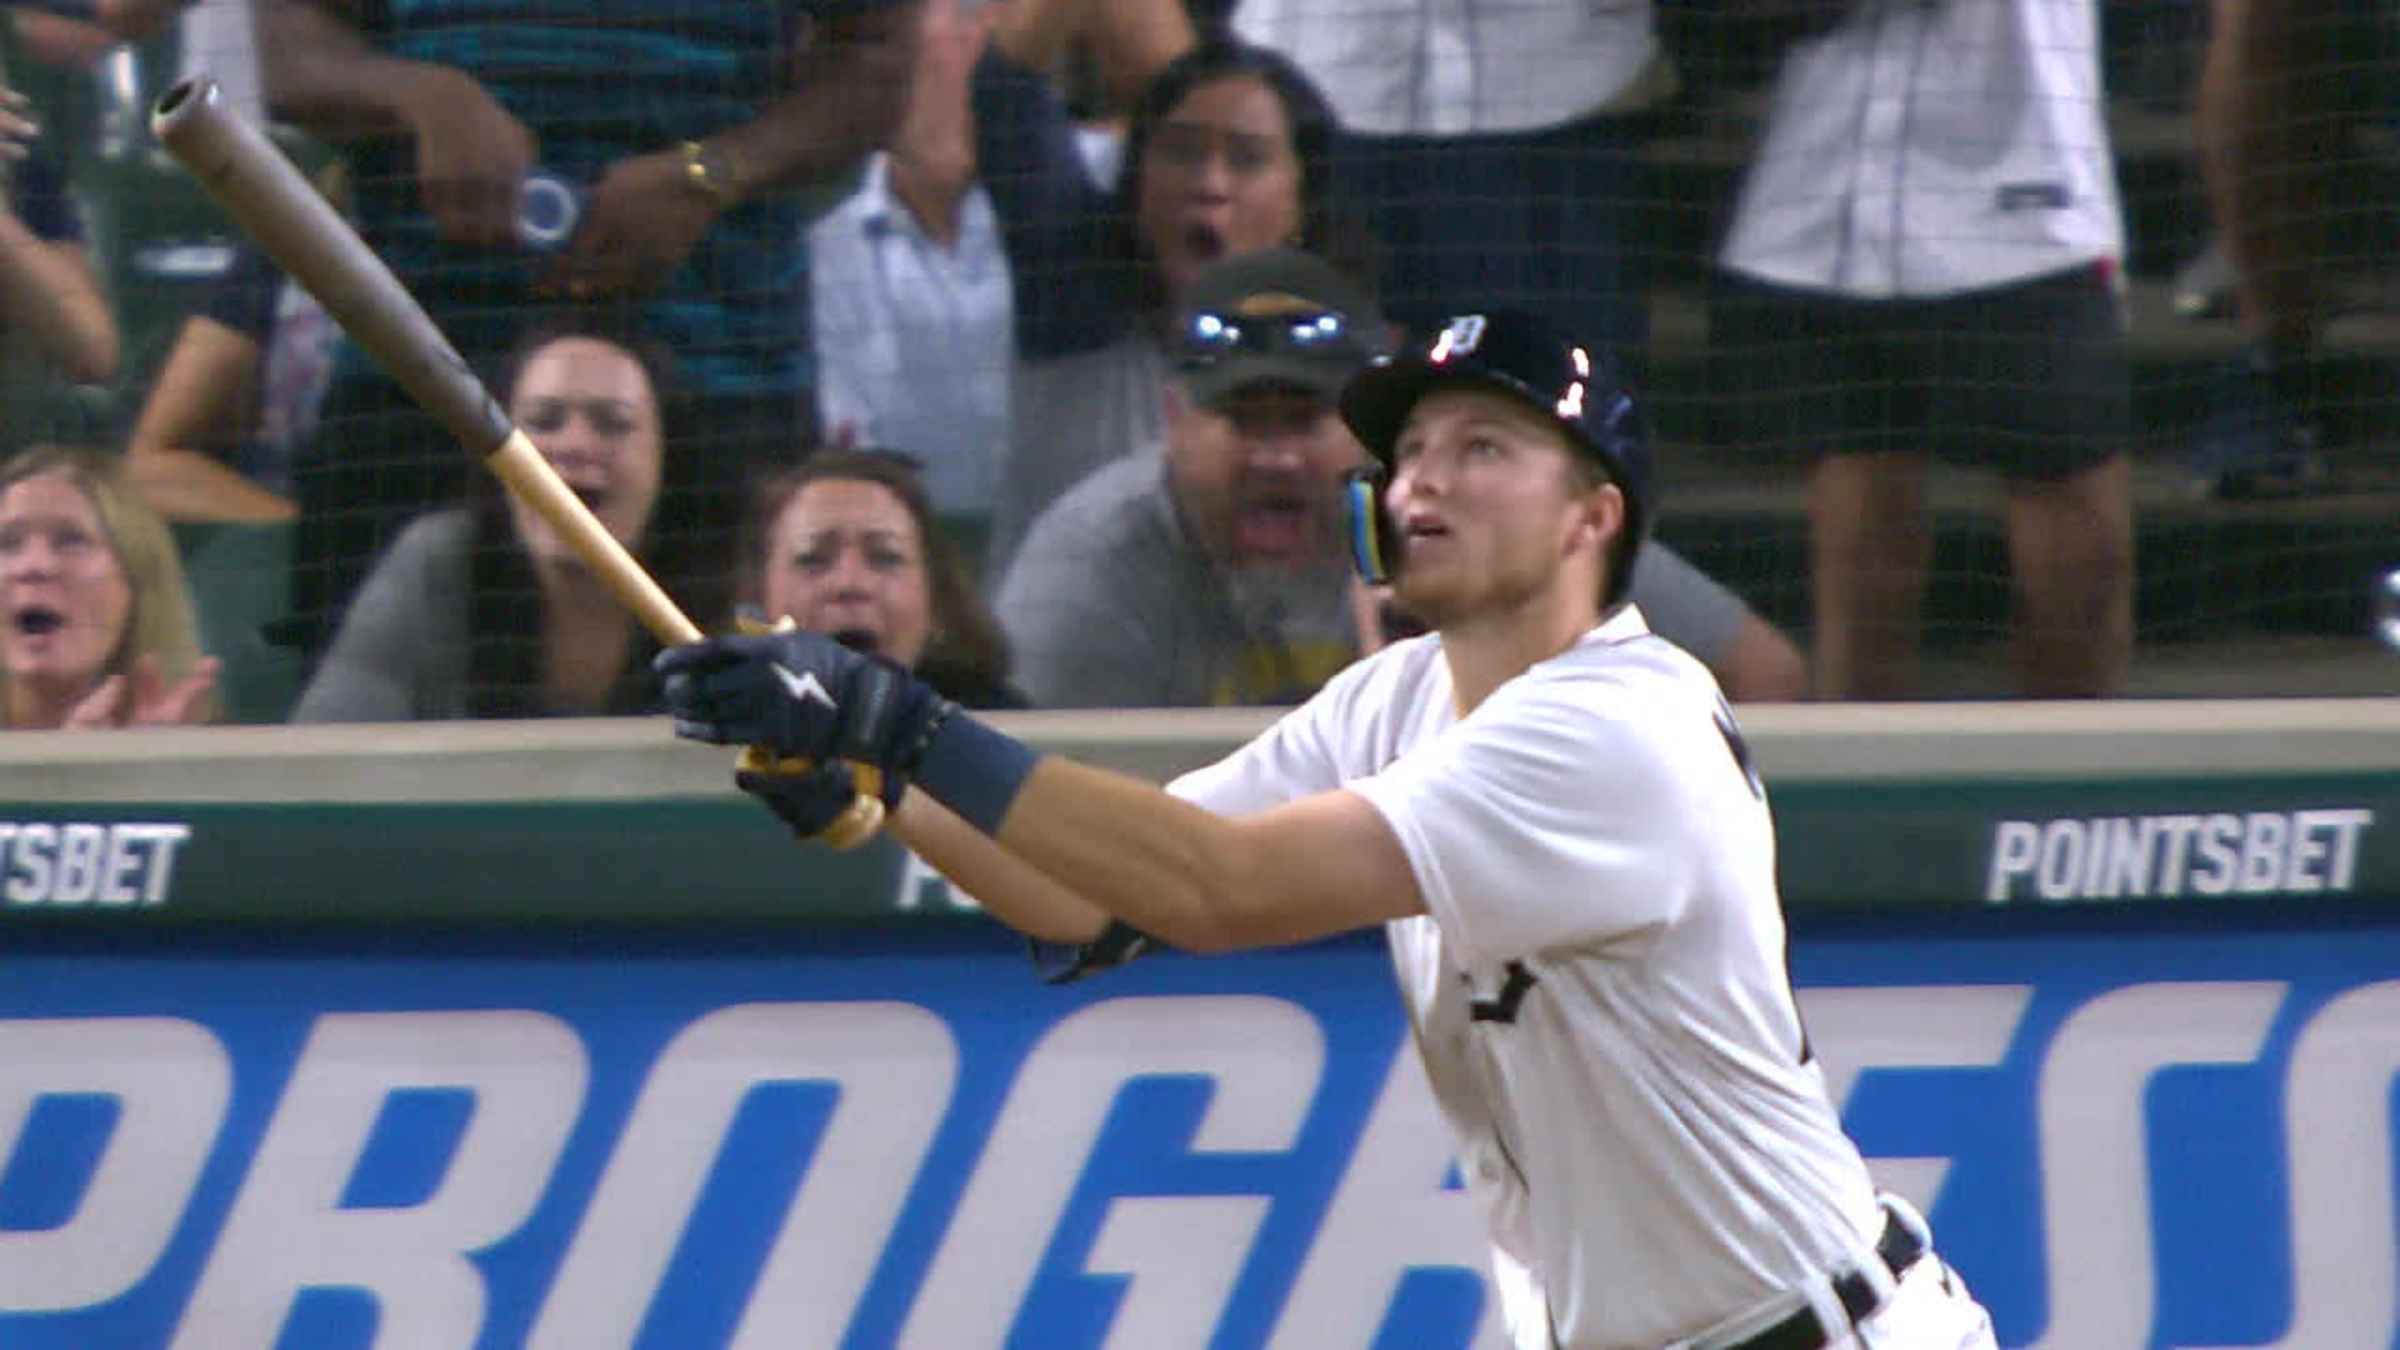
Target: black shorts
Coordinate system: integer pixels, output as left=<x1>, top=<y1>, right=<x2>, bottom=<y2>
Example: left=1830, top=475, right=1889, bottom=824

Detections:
left=1708, top=262, right=2131, bottom=481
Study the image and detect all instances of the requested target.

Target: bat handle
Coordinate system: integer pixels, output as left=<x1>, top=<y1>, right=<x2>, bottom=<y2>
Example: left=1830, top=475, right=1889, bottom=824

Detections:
left=738, top=746, right=888, bottom=851
left=817, top=796, right=887, bottom=851
left=485, top=430, right=700, bottom=644
left=484, top=432, right=887, bottom=848
left=728, top=614, right=889, bottom=852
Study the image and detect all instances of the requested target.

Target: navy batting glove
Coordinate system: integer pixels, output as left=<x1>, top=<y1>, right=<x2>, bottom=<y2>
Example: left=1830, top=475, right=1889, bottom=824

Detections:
left=654, top=630, right=953, bottom=774
left=735, top=759, right=899, bottom=840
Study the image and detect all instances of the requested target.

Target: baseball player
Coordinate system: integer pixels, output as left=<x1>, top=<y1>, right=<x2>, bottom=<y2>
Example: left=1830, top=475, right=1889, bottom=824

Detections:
left=657, top=311, right=1999, bottom=1349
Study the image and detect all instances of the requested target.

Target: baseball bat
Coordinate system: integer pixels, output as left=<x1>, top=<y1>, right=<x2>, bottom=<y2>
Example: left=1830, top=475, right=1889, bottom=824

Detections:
left=150, top=76, right=885, bottom=848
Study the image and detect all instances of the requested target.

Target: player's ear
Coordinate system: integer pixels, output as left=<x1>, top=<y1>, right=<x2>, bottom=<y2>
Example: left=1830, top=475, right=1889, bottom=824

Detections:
left=1571, top=479, right=1625, bottom=556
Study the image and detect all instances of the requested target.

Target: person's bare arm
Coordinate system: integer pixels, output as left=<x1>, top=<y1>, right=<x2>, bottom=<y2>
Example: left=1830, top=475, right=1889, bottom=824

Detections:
left=890, top=785, right=1112, bottom=943
left=886, top=0, right=992, bottom=249
left=551, top=4, right=918, bottom=296
left=121, top=318, right=299, bottom=523
left=1082, top=0, right=1191, bottom=112
left=988, top=0, right=1192, bottom=113
left=985, top=759, right=1424, bottom=954
left=1714, top=613, right=1809, bottom=703
left=122, top=448, right=297, bottom=523
left=259, top=0, right=535, bottom=246
left=859, top=731, right=1421, bottom=955
left=719, top=5, right=919, bottom=196
left=0, top=212, right=116, bottom=383
left=126, top=314, right=256, bottom=459
left=93, top=0, right=189, bottom=41
left=2198, top=0, right=2340, bottom=344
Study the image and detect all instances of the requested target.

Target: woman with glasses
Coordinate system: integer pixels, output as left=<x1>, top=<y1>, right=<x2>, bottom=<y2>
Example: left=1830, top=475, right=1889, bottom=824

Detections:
left=292, top=315, right=733, bottom=721
left=969, top=37, right=1373, bottom=573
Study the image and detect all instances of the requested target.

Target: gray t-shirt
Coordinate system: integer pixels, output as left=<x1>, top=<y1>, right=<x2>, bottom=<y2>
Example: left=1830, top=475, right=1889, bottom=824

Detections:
left=996, top=448, right=1359, bottom=708
left=987, top=332, right=1167, bottom=578
left=998, top=448, right=1758, bottom=708
left=291, top=510, right=475, bottom=723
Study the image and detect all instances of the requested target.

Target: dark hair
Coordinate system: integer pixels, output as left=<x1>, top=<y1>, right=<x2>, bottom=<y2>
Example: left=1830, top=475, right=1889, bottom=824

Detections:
left=1113, top=39, right=1374, bottom=318
left=739, top=451, right=1018, bottom=708
left=464, top=310, right=734, bottom=717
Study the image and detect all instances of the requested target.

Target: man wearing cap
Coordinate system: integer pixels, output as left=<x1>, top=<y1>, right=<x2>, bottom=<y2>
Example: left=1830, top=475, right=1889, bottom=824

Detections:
left=656, top=307, right=1997, bottom=1349
left=995, top=248, right=1806, bottom=708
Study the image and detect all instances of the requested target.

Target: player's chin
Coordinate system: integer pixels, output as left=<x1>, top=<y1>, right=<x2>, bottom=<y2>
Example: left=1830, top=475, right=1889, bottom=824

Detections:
left=1389, top=573, right=1467, bottom=630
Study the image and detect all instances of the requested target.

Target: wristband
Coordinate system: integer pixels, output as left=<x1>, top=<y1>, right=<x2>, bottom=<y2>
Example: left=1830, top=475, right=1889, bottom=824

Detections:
left=911, top=709, right=1041, bottom=837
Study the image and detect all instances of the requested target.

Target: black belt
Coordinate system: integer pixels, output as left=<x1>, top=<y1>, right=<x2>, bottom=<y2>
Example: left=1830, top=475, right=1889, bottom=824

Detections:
left=1721, top=1206, right=1927, bottom=1350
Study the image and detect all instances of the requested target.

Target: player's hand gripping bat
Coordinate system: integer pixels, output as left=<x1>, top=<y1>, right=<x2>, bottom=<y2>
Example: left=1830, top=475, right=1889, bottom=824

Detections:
left=150, top=76, right=886, bottom=847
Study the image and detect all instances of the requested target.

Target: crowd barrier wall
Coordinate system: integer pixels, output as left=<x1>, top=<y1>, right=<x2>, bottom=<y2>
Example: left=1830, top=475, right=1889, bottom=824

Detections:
left=2, top=700, right=2397, bottom=1347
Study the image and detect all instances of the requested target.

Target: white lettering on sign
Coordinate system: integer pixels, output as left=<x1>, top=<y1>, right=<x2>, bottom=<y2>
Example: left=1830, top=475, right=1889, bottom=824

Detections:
left=2277, top=980, right=2400, bottom=1346
left=170, top=1011, right=588, bottom=1350
left=2, top=983, right=2397, bottom=1346
left=900, top=995, right=1324, bottom=1347
left=1798, top=985, right=2035, bottom=1213
left=0, top=1018, right=230, bottom=1310
left=2024, top=981, right=2284, bottom=1350
left=0, top=823, right=190, bottom=908
left=529, top=1002, right=957, bottom=1349
left=1985, top=809, right=2372, bottom=903
left=1272, top=1044, right=1509, bottom=1348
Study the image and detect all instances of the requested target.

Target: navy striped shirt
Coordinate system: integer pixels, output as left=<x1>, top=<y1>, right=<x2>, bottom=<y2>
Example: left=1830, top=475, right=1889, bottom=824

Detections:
left=348, top=0, right=840, bottom=398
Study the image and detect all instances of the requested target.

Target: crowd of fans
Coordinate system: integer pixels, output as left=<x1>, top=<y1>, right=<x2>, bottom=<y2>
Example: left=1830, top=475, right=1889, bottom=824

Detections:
left=0, top=0, right=2378, bottom=729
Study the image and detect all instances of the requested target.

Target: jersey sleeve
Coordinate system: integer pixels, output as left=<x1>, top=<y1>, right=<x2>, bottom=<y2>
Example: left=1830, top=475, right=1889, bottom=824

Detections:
left=1347, top=666, right=1697, bottom=968
left=1166, top=681, right=1351, bottom=816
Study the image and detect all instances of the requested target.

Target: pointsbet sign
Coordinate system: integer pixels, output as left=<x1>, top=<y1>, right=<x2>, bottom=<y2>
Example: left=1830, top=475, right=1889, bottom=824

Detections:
left=1984, top=808, right=2375, bottom=903
left=1, top=924, right=2396, bottom=1347
left=0, top=821, right=190, bottom=907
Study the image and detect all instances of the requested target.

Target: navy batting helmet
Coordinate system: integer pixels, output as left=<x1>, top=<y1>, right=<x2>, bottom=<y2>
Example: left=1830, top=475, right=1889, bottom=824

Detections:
left=1337, top=310, right=1650, bottom=605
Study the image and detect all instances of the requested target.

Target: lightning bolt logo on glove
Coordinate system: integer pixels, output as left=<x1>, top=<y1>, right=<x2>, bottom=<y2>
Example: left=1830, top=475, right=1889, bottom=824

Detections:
left=657, top=619, right=956, bottom=849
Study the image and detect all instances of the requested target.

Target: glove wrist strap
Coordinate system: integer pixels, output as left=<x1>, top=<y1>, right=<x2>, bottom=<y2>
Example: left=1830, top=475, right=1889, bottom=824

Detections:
left=912, top=709, right=1040, bottom=837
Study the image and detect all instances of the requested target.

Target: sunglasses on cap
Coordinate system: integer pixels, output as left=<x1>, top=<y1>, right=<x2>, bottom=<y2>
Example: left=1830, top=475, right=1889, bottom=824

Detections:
left=1175, top=308, right=1366, bottom=369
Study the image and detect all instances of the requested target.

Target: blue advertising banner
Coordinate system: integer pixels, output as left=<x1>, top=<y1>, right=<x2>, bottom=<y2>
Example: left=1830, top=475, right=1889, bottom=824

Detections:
left=1, top=917, right=2395, bottom=1349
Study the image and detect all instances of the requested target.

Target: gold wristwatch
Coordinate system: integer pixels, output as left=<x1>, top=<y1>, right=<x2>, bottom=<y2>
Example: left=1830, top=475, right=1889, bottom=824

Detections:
left=679, top=139, right=742, bottom=208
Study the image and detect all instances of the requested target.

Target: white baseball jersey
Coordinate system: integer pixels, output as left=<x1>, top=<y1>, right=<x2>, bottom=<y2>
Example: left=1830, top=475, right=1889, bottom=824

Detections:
left=1717, top=0, right=2123, bottom=298
left=1230, top=0, right=1663, bottom=136
left=1169, top=608, right=1887, bottom=1347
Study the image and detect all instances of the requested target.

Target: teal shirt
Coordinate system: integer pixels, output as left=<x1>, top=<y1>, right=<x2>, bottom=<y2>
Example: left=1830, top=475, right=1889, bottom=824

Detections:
left=347, top=0, right=831, bottom=398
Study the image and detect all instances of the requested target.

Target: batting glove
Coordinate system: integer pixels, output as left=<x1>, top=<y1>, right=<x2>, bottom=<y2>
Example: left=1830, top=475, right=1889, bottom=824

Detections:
left=735, top=758, right=900, bottom=841
left=654, top=629, right=953, bottom=777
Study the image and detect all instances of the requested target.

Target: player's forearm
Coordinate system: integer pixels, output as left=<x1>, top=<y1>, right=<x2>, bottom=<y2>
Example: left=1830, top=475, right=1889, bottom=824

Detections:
left=2198, top=0, right=2335, bottom=342
left=705, top=7, right=915, bottom=200
left=988, top=754, right=1425, bottom=954
left=890, top=787, right=1112, bottom=944
left=0, top=219, right=116, bottom=382
left=992, top=757, right=1263, bottom=952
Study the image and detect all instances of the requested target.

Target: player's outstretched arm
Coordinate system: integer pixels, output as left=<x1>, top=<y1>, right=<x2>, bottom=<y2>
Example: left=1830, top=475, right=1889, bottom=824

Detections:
left=993, top=755, right=1425, bottom=953
left=890, top=787, right=1116, bottom=945
left=657, top=630, right=1426, bottom=953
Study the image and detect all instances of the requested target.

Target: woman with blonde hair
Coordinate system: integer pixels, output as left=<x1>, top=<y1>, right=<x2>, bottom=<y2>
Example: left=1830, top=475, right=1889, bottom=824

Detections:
left=0, top=446, right=219, bottom=728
